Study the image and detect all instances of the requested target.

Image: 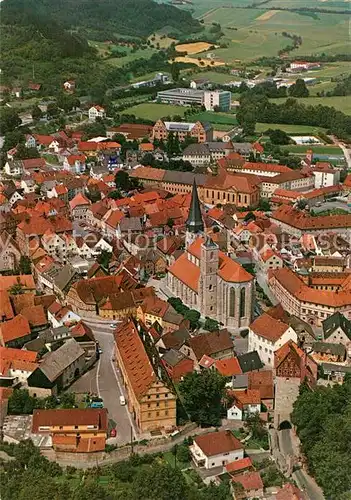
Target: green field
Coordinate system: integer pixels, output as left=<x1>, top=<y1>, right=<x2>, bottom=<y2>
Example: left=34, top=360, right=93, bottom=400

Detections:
left=190, top=110, right=238, bottom=125
left=269, top=96, right=351, bottom=115
left=256, top=123, right=327, bottom=134
left=281, top=144, right=343, bottom=155
left=193, top=7, right=350, bottom=63
left=185, top=70, right=241, bottom=84
left=122, top=102, right=187, bottom=120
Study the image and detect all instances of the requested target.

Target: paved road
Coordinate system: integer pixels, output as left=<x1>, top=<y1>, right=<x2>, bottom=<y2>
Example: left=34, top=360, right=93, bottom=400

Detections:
left=69, top=321, right=138, bottom=445
left=255, top=271, right=279, bottom=306
left=278, top=429, right=325, bottom=500
left=313, top=200, right=350, bottom=213
left=279, top=429, right=293, bottom=455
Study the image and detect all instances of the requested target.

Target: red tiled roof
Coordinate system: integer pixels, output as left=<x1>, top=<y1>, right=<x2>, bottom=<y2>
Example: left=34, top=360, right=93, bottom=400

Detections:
left=66, top=155, right=86, bottom=166
left=168, top=252, right=200, bottom=292
left=0, top=290, right=14, bottom=320
left=214, top=357, right=242, bottom=377
left=248, top=370, right=274, bottom=399
left=54, top=184, right=68, bottom=195
left=32, top=408, right=108, bottom=432
left=188, top=329, right=233, bottom=360
left=0, top=315, right=31, bottom=344
left=232, top=471, right=263, bottom=491
left=20, top=305, right=47, bottom=327
left=244, top=162, right=291, bottom=173
left=129, top=166, right=166, bottom=182
left=250, top=313, right=289, bottom=342
left=115, top=319, right=157, bottom=399
left=0, top=346, right=37, bottom=363
left=139, top=142, right=154, bottom=152
left=33, top=134, right=55, bottom=145
left=22, top=158, right=46, bottom=169
left=276, top=483, right=307, bottom=500
left=226, top=457, right=253, bottom=474
left=270, top=267, right=351, bottom=307
left=69, top=192, right=90, bottom=210
left=272, top=205, right=350, bottom=230
left=231, top=389, right=261, bottom=407
left=104, top=210, right=125, bottom=229
left=194, top=430, right=243, bottom=457
left=0, top=275, right=35, bottom=292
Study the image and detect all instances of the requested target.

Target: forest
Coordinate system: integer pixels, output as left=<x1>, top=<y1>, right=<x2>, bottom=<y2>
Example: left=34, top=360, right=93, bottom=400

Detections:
left=0, top=440, right=231, bottom=500
left=291, top=376, right=351, bottom=499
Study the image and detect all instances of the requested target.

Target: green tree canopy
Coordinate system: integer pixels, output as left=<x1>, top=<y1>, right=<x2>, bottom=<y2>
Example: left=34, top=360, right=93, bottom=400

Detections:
left=288, top=78, right=309, bottom=97
left=179, top=370, right=227, bottom=426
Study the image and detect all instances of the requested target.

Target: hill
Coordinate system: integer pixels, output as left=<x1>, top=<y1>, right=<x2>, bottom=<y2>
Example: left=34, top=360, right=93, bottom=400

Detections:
left=1, top=0, right=201, bottom=40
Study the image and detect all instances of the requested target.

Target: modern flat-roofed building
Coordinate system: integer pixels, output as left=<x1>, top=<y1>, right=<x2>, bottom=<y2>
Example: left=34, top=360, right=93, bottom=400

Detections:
left=156, top=88, right=231, bottom=111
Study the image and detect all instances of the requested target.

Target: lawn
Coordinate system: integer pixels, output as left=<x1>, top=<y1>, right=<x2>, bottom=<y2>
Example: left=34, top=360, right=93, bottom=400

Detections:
left=256, top=123, right=327, bottom=134
left=190, top=110, right=238, bottom=125
left=269, top=96, right=351, bottom=115
left=281, top=144, right=343, bottom=155
left=185, top=70, right=240, bottom=84
left=163, top=451, right=190, bottom=470
left=122, top=102, right=187, bottom=120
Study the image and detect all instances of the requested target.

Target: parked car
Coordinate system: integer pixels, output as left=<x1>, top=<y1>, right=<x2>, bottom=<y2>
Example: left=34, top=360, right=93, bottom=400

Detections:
left=90, top=397, right=104, bottom=408
left=110, top=428, right=117, bottom=438
left=119, top=395, right=126, bottom=406
left=110, top=323, right=116, bottom=329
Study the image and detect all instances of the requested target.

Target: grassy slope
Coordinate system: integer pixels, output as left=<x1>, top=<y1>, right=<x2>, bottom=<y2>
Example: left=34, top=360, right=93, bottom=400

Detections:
left=269, top=96, right=351, bottom=115
left=256, top=123, right=327, bottom=134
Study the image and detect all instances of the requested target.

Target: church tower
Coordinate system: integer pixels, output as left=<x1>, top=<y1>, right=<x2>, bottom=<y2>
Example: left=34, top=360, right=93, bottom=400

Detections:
left=185, top=179, right=204, bottom=249
left=199, top=236, right=219, bottom=318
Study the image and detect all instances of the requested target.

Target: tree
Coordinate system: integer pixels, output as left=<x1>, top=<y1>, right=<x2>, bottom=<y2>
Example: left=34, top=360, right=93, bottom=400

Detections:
left=3, top=130, right=25, bottom=151
left=133, top=463, right=187, bottom=500
left=97, top=250, right=112, bottom=270
left=179, top=370, right=227, bottom=426
left=108, top=189, right=123, bottom=199
left=184, top=309, right=200, bottom=330
left=291, top=377, right=351, bottom=498
left=15, top=144, right=40, bottom=160
left=46, top=102, right=59, bottom=118
left=18, top=256, right=32, bottom=274
left=204, top=317, right=219, bottom=332
left=115, top=170, right=139, bottom=191
left=8, top=389, right=37, bottom=414
left=31, top=105, right=42, bottom=121
left=289, top=78, right=309, bottom=97
left=171, top=63, right=180, bottom=82
left=266, top=128, right=290, bottom=145
left=0, top=108, right=21, bottom=133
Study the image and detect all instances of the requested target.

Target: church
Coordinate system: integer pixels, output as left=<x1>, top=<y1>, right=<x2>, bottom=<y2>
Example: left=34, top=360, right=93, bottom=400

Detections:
left=167, top=180, right=254, bottom=329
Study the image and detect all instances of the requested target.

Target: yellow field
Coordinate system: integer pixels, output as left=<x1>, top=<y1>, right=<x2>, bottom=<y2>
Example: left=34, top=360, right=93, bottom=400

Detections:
left=256, top=10, right=277, bottom=21
left=175, top=42, right=215, bottom=54
left=172, top=56, right=225, bottom=67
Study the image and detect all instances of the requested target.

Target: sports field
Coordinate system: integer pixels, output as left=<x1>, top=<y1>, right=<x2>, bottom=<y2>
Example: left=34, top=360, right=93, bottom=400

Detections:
left=269, top=96, right=351, bottom=115
left=256, top=123, right=327, bottom=134
left=281, top=144, right=343, bottom=155
left=185, top=70, right=241, bottom=84
left=122, top=103, right=187, bottom=120
left=190, top=111, right=238, bottom=125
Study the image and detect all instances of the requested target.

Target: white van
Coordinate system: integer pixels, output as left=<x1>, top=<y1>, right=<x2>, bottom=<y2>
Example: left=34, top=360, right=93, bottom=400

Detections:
left=119, top=395, right=126, bottom=405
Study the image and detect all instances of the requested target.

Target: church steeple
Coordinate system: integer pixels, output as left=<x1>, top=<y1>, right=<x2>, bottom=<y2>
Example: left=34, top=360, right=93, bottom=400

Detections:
left=186, top=178, right=204, bottom=235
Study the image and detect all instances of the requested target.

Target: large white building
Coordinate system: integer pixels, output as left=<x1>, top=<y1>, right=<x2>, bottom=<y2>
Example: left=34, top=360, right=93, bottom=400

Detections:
left=248, top=312, right=297, bottom=366
left=312, top=164, right=340, bottom=188
left=156, top=88, right=231, bottom=111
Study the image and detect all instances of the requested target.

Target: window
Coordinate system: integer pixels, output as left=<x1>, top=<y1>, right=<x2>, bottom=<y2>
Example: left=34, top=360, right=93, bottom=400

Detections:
left=165, top=410, right=169, bottom=416
left=165, top=393, right=168, bottom=398
left=156, top=403, right=160, bottom=407
left=74, top=425, right=78, bottom=429
left=156, top=411, right=159, bottom=416
left=229, top=288, right=235, bottom=317
left=156, top=394, right=160, bottom=399
left=148, top=412, right=151, bottom=417
left=240, top=287, right=246, bottom=318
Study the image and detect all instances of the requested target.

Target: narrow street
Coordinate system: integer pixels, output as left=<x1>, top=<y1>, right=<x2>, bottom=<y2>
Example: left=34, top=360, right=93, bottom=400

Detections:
left=69, top=319, right=138, bottom=445
left=278, top=429, right=325, bottom=500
